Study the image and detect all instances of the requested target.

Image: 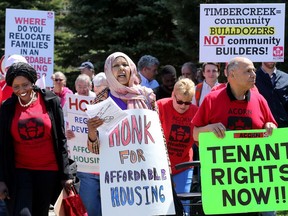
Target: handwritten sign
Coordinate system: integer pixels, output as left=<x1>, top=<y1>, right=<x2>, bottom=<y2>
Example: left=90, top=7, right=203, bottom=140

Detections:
left=5, top=9, right=55, bottom=86
left=99, top=109, right=175, bottom=216
left=199, top=3, right=285, bottom=62
left=66, top=94, right=99, bottom=173
left=199, top=128, right=288, bottom=214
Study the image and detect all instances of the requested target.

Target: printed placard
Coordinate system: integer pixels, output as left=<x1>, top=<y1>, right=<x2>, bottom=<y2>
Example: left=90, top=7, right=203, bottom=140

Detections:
left=199, top=4, right=285, bottom=62
left=5, top=9, right=55, bottom=86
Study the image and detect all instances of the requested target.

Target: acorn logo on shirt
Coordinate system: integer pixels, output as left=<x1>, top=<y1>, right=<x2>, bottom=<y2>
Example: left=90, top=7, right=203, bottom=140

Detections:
left=169, top=125, right=190, bottom=142
left=19, top=118, right=44, bottom=140
left=227, top=116, right=252, bottom=130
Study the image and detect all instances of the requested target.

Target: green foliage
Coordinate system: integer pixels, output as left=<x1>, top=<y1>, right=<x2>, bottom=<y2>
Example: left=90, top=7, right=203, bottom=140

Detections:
left=165, top=0, right=202, bottom=63
left=0, top=0, right=287, bottom=76
left=61, top=0, right=186, bottom=74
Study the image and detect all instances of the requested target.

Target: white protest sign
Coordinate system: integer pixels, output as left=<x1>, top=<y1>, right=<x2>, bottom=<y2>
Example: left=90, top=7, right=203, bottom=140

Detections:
left=66, top=94, right=100, bottom=173
left=99, top=109, right=175, bottom=216
left=199, top=4, right=285, bottom=62
left=5, top=9, right=55, bottom=86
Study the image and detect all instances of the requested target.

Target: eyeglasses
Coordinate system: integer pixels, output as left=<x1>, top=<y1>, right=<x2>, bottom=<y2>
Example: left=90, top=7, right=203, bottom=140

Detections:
left=54, top=78, right=64, bottom=82
left=174, top=95, right=191, bottom=105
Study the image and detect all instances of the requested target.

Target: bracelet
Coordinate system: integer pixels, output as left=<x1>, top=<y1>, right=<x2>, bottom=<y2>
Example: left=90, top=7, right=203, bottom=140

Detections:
left=90, top=142, right=99, bottom=154
left=87, top=135, right=99, bottom=154
left=88, top=135, right=97, bottom=143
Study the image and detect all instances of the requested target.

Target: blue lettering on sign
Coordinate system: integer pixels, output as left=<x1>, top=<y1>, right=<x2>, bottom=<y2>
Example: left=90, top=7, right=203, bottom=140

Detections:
left=71, top=125, right=88, bottom=134
left=110, top=185, right=165, bottom=207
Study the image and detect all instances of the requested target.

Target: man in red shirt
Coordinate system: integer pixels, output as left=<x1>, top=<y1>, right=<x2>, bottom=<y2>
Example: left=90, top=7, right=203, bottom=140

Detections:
left=192, top=56, right=277, bottom=216
left=192, top=57, right=276, bottom=139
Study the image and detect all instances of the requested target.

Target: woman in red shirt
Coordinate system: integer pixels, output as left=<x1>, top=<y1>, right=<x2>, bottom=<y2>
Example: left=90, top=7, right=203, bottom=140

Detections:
left=0, top=62, right=74, bottom=216
left=157, top=78, right=198, bottom=215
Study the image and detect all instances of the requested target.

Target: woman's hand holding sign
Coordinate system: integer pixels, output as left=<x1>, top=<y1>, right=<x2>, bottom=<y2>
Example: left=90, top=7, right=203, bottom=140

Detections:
left=87, top=117, right=104, bottom=154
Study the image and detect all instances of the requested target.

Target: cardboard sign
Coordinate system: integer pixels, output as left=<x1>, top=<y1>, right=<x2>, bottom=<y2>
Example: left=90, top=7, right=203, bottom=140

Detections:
left=66, top=94, right=100, bottom=173
left=99, top=109, right=175, bottom=216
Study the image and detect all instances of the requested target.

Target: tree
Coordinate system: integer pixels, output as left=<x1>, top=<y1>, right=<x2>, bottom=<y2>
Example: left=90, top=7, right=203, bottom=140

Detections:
left=1, top=0, right=287, bottom=76
left=164, top=0, right=202, bottom=65
left=61, top=0, right=186, bottom=73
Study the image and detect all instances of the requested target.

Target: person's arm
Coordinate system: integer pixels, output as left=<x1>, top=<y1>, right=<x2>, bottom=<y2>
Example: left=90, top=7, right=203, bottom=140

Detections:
left=87, top=117, right=104, bottom=154
left=0, top=105, right=9, bottom=200
left=154, top=102, right=172, bottom=174
left=260, top=96, right=278, bottom=136
left=48, top=91, right=74, bottom=191
left=66, top=129, right=75, bottom=140
left=193, top=122, right=226, bottom=141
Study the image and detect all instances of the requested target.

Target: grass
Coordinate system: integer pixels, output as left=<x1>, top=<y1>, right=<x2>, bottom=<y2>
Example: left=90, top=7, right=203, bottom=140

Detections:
left=277, top=211, right=288, bottom=216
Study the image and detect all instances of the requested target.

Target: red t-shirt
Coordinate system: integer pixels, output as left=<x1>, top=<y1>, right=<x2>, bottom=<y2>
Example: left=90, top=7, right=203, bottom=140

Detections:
left=11, top=93, right=59, bottom=170
left=157, top=98, right=198, bottom=175
left=0, top=88, right=2, bottom=105
left=192, top=86, right=277, bottom=130
left=0, top=80, right=13, bottom=103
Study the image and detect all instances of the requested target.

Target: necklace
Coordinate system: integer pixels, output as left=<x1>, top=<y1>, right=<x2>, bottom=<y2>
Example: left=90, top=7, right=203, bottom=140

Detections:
left=18, top=91, right=36, bottom=107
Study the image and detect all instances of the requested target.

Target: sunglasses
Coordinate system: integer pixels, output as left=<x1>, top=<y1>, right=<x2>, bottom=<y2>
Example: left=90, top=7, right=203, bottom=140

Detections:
left=54, top=78, right=64, bottom=82
left=174, top=95, right=191, bottom=105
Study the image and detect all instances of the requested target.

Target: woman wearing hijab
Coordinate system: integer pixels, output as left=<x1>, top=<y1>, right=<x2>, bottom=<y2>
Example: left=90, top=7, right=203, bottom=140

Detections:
left=87, top=52, right=186, bottom=216
left=0, top=62, right=74, bottom=216
left=87, top=52, right=176, bottom=215
left=87, top=52, right=156, bottom=153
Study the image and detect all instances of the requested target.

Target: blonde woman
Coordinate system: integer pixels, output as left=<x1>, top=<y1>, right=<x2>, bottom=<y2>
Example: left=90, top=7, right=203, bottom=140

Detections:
left=51, top=71, right=73, bottom=107
left=157, top=78, right=198, bottom=215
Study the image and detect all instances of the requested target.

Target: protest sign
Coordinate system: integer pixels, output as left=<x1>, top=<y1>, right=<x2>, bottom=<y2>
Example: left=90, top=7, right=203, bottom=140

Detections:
left=99, top=109, right=175, bottom=216
left=85, top=97, right=128, bottom=133
left=5, top=9, right=54, bottom=86
left=199, top=128, right=288, bottom=214
left=199, top=4, right=285, bottom=62
left=66, top=94, right=99, bottom=173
